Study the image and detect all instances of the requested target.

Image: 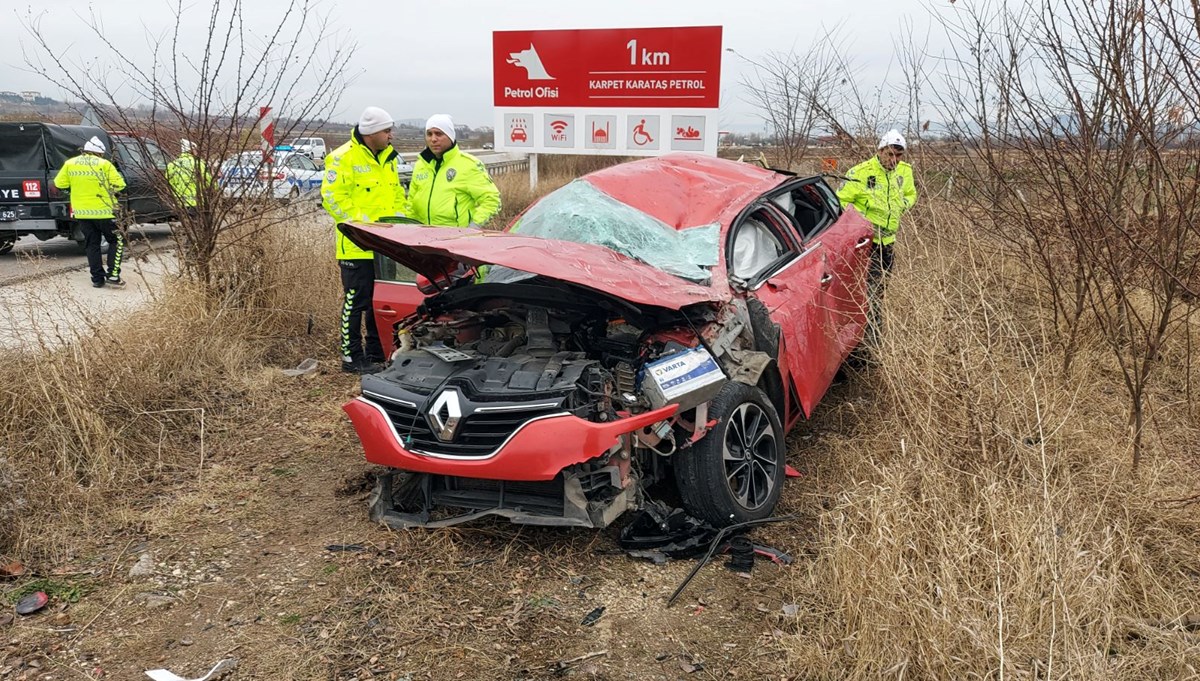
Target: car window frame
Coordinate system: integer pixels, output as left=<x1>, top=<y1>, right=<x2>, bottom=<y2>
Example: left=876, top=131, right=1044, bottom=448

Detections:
left=725, top=202, right=802, bottom=289
left=766, top=177, right=842, bottom=243
left=376, top=256, right=418, bottom=285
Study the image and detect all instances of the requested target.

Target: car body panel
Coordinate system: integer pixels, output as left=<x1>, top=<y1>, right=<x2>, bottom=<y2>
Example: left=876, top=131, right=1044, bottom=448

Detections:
left=371, top=278, right=424, bottom=355
left=815, top=206, right=874, bottom=358
left=345, top=397, right=678, bottom=481
left=339, top=222, right=725, bottom=311
left=753, top=245, right=840, bottom=418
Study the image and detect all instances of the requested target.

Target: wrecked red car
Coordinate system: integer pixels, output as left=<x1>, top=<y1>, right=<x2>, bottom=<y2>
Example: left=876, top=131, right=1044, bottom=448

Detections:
left=340, top=153, right=873, bottom=529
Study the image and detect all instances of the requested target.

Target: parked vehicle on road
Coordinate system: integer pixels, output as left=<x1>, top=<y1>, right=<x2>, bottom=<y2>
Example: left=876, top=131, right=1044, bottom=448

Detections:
left=218, top=149, right=323, bottom=202
left=286, top=137, right=327, bottom=160
left=338, top=153, right=875, bottom=529
left=0, top=122, right=174, bottom=253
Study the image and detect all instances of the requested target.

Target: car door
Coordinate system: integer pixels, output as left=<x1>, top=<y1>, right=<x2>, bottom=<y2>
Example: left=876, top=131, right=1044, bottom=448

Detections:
left=291, top=154, right=322, bottom=193
left=769, top=179, right=873, bottom=359
left=373, top=256, right=426, bottom=357
left=282, top=154, right=309, bottom=194
left=730, top=202, right=839, bottom=420
left=111, top=136, right=172, bottom=221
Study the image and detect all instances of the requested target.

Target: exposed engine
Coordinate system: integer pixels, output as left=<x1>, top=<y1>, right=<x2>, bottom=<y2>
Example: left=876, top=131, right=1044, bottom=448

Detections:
left=359, top=282, right=729, bottom=529
left=382, top=303, right=638, bottom=424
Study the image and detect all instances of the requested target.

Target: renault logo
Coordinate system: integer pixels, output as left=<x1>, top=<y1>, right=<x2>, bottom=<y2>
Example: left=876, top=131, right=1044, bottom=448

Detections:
left=427, top=389, right=463, bottom=442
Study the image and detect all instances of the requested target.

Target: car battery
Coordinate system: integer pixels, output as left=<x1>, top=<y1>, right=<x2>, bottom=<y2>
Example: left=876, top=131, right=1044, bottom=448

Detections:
left=643, top=346, right=727, bottom=410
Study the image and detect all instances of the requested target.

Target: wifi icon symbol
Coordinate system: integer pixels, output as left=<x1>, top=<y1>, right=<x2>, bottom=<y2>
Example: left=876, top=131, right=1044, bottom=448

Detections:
left=549, top=120, right=569, bottom=134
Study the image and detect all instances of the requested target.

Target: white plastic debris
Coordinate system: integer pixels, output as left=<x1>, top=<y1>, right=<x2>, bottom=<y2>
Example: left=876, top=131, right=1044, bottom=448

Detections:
left=145, top=658, right=237, bottom=681
left=281, top=358, right=318, bottom=377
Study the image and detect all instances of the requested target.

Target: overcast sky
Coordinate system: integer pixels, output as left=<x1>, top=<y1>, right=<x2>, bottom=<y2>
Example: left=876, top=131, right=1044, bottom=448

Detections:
left=5, top=0, right=944, bottom=130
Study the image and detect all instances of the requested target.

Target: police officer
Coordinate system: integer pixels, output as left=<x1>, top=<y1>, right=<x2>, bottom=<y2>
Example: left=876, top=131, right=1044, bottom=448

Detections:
left=406, top=114, right=501, bottom=228
left=321, top=107, right=407, bottom=374
left=165, top=139, right=211, bottom=220
left=837, top=130, right=918, bottom=278
left=54, top=136, right=127, bottom=288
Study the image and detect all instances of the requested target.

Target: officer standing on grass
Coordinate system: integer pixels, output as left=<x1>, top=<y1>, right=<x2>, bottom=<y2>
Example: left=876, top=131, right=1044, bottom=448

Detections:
left=406, top=114, right=501, bottom=228
left=166, top=139, right=212, bottom=221
left=837, top=129, right=918, bottom=280
left=321, top=107, right=407, bottom=374
left=54, top=136, right=128, bottom=289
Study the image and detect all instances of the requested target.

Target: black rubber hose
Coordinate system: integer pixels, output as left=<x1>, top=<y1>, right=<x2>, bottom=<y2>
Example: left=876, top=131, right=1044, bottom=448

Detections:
left=666, top=514, right=798, bottom=607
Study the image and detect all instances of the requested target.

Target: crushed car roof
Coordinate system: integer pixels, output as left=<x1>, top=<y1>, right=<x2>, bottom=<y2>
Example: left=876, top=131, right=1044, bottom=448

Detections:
left=580, top=154, right=788, bottom=230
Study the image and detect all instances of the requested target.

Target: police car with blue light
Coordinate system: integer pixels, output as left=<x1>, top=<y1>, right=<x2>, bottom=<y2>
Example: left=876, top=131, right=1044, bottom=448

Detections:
left=219, top=146, right=324, bottom=202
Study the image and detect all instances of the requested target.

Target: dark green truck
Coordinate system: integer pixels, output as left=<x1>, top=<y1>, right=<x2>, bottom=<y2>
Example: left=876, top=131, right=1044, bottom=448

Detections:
left=0, top=122, right=174, bottom=254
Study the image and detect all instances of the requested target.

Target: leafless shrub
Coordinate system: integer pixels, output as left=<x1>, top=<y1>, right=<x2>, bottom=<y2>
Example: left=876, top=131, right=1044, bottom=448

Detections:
left=20, top=0, right=352, bottom=294
left=783, top=196, right=1200, bottom=679
left=931, top=0, right=1200, bottom=468
left=0, top=213, right=337, bottom=560
left=0, top=456, right=23, bottom=554
left=733, top=25, right=923, bottom=168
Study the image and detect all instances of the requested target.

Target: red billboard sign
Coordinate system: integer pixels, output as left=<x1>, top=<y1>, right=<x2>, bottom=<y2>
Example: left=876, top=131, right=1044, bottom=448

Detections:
left=493, top=26, right=722, bottom=109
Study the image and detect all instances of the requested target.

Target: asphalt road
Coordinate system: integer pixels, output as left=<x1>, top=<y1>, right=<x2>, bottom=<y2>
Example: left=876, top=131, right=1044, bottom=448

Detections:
left=0, top=224, right=175, bottom=286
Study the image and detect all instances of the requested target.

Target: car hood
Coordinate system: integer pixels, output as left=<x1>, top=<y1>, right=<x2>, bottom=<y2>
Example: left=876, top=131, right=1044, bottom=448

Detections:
left=339, top=222, right=727, bottom=311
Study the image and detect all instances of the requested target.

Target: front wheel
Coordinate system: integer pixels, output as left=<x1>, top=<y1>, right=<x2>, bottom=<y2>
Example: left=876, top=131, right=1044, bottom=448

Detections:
left=674, top=382, right=786, bottom=526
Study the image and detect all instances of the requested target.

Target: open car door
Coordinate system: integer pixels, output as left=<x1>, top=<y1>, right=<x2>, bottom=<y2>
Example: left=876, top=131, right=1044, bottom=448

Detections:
left=729, top=202, right=840, bottom=423
left=372, top=255, right=425, bottom=357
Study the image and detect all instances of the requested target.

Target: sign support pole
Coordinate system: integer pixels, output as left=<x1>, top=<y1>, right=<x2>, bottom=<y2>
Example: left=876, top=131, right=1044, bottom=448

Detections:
left=529, top=154, right=538, bottom=190
left=259, top=106, right=275, bottom=200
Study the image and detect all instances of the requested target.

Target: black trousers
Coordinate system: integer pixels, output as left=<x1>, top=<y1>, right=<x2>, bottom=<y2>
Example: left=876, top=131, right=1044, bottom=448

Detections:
left=868, top=242, right=894, bottom=281
left=80, top=219, right=125, bottom=284
left=339, top=258, right=383, bottom=364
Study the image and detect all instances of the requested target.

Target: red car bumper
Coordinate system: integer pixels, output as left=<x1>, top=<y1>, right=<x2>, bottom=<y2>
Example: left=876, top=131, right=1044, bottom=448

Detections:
left=343, top=398, right=679, bottom=482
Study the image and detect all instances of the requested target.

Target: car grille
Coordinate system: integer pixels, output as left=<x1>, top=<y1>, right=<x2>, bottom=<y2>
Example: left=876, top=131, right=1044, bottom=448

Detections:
left=367, top=394, right=565, bottom=458
left=432, top=476, right=565, bottom=516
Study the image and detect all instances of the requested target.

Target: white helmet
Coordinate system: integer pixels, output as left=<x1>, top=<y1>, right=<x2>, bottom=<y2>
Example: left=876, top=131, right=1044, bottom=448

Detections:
left=878, top=129, right=906, bottom=150
left=83, top=136, right=106, bottom=154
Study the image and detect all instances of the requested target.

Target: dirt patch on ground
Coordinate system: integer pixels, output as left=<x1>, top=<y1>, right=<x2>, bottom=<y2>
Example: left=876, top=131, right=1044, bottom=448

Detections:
left=1, top=366, right=859, bottom=680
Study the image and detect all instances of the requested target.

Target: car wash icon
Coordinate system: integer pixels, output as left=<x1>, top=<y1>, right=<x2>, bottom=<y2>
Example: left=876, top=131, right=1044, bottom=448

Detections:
left=510, top=117, right=528, bottom=143
left=507, top=45, right=555, bottom=80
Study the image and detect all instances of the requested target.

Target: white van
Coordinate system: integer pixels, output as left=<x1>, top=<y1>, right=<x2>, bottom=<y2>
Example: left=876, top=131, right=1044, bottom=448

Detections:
left=288, top=137, right=327, bottom=160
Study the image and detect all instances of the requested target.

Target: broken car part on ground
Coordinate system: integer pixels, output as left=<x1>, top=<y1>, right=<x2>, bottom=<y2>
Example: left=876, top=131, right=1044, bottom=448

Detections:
left=340, top=153, right=874, bottom=530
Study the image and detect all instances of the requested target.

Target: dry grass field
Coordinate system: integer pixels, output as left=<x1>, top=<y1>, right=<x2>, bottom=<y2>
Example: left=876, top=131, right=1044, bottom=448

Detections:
left=0, top=156, right=1197, bottom=680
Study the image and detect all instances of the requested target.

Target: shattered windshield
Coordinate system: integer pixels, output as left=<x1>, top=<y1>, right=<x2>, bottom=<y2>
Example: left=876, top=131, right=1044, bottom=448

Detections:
left=499, top=179, right=719, bottom=284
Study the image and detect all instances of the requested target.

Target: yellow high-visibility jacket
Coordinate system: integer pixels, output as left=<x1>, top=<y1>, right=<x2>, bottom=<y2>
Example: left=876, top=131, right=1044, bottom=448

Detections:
left=836, top=156, right=917, bottom=245
left=322, top=129, right=407, bottom=260
left=405, top=145, right=501, bottom=227
left=165, top=153, right=211, bottom=208
left=53, top=153, right=127, bottom=220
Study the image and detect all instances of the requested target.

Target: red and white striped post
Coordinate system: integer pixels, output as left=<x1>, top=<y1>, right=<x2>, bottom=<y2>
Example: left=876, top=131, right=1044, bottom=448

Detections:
left=259, top=106, right=276, bottom=198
